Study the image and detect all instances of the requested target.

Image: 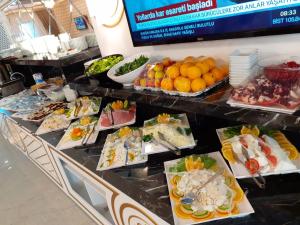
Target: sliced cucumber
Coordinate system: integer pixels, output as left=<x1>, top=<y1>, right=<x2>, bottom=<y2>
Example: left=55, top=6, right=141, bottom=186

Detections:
left=216, top=202, right=234, bottom=214
left=218, top=204, right=231, bottom=211
left=182, top=203, right=192, bottom=211
left=192, top=210, right=209, bottom=218
left=180, top=204, right=193, bottom=214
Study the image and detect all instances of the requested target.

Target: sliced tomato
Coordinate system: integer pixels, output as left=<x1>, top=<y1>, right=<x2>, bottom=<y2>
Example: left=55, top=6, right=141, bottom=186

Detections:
left=259, top=141, right=272, bottom=156
left=267, top=155, right=278, bottom=167
left=245, top=158, right=260, bottom=174
left=239, top=137, right=248, bottom=148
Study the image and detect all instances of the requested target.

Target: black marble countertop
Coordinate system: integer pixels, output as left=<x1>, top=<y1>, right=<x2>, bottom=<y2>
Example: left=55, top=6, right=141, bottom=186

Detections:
left=3, top=47, right=101, bottom=67
left=69, top=78, right=300, bottom=133
left=4, top=100, right=300, bottom=225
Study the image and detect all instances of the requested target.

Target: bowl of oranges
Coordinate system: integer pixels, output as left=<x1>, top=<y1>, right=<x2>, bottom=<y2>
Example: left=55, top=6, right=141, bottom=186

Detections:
left=134, top=56, right=229, bottom=96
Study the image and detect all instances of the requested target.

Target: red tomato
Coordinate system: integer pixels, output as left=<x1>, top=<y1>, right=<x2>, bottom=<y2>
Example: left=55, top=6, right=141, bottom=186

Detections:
left=267, top=155, right=278, bottom=167
left=240, top=137, right=248, bottom=148
left=245, top=159, right=260, bottom=174
left=260, top=143, right=271, bottom=156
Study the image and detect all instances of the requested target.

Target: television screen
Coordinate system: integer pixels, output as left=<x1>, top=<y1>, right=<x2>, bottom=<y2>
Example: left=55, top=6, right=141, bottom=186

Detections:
left=74, top=16, right=88, bottom=30
left=123, top=0, right=300, bottom=46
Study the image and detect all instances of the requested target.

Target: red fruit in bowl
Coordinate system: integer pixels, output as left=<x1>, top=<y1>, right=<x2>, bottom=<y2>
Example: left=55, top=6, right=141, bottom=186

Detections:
left=286, top=61, right=300, bottom=68
left=264, top=63, right=300, bottom=84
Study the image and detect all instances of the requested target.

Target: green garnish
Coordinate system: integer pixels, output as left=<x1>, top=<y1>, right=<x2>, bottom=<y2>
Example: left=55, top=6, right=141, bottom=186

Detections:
left=123, top=100, right=129, bottom=109
left=200, top=155, right=216, bottom=169
left=176, top=127, right=184, bottom=135
left=85, top=55, right=124, bottom=76
left=145, top=119, right=157, bottom=127
left=169, top=155, right=217, bottom=172
left=116, top=55, right=149, bottom=76
left=143, top=134, right=153, bottom=142
left=170, top=114, right=180, bottom=119
left=65, top=109, right=72, bottom=118
left=169, top=158, right=186, bottom=172
left=223, top=126, right=241, bottom=139
left=184, top=128, right=192, bottom=136
left=258, top=126, right=276, bottom=137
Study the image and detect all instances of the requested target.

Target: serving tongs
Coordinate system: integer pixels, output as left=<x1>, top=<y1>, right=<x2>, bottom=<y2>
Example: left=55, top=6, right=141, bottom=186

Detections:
left=150, top=132, right=181, bottom=156
left=110, top=109, right=115, bottom=126
left=74, top=100, right=82, bottom=118
left=233, top=145, right=266, bottom=189
left=157, top=132, right=181, bottom=155
left=81, top=123, right=96, bottom=145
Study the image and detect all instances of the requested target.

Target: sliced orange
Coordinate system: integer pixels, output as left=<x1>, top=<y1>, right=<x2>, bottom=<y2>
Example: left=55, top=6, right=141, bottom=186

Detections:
left=240, top=125, right=260, bottom=136
left=192, top=159, right=204, bottom=170
left=232, top=206, right=240, bottom=215
left=222, top=148, right=235, bottom=163
left=233, top=185, right=244, bottom=203
left=170, top=175, right=181, bottom=187
left=171, top=188, right=183, bottom=199
left=285, top=147, right=299, bottom=160
left=174, top=204, right=192, bottom=219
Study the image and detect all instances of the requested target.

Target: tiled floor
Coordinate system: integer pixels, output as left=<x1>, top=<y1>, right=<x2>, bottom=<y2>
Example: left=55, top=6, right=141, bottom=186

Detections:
left=0, top=135, right=97, bottom=225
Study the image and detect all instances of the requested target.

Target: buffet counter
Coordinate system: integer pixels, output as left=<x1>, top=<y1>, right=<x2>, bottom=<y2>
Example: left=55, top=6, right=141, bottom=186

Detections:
left=1, top=93, right=300, bottom=225
left=2, top=47, right=101, bottom=67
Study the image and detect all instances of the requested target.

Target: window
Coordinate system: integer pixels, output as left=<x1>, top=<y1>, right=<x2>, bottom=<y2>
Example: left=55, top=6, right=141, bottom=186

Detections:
left=20, top=21, right=38, bottom=39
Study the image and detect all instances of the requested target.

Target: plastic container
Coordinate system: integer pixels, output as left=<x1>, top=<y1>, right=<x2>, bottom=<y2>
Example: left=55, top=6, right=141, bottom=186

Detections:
left=228, top=55, right=300, bottom=113
left=259, top=55, right=300, bottom=84
left=63, top=85, right=78, bottom=102
left=47, top=88, right=65, bottom=101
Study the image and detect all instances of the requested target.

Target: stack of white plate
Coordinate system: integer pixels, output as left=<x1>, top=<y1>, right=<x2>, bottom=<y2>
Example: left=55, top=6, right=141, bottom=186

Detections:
left=229, top=49, right=259, bottom=87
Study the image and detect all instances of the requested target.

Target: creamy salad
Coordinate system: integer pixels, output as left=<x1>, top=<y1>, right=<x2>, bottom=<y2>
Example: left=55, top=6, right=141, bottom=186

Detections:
left=177, top=170, right=233, bottom=212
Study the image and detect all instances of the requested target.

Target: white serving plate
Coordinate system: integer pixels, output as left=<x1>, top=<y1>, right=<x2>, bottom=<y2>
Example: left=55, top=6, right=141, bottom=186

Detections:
left=35, top=114, right=71, bottom=135
left=96, top=130, right=147, bottom=171
left=97, top=135, right=127, bottom=171
left=11, top=110, right=35, bottom=119
left=96, top=116, right=136, bottom=131
left=230, top=49, right=258, bottom=61
left=230, top=65, right=259, bottom=74
left=164, top=151, right=254, bottom=225
left=216, top=127, right=300, bottom=179
left=227, top=98, right=297, bottom=114
left=56, top=122, right=99, bottom=150
left=107, top=53, right=151, bottom=87
left=96, top=103, right=136, bottom=131
left=229, top=61, right=259, bottom=71
left=66, top=97, right=102, bottom=120
left=142, top=114, right=196, bottom=155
